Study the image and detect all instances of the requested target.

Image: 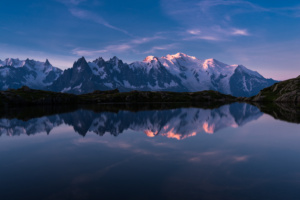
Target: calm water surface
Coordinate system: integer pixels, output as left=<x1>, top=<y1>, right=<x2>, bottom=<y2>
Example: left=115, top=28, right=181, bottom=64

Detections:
left=0, top=103, right=299, bottom=200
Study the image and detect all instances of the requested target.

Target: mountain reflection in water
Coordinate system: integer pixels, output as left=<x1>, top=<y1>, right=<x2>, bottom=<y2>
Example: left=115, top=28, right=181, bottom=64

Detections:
left=1, top=103, right=300, bottom=200
left=0, top=103, right=262, bottom=139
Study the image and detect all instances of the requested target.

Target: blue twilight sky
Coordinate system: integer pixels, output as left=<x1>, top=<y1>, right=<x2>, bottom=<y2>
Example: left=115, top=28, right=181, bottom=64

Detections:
left=0, top=0, right=300, bottom=80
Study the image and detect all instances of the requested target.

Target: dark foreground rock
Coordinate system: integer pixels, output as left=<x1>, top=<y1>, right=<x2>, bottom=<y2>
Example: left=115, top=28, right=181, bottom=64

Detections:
left=0, top=86, right=237, bottom=106
left=248, top=75, right=300, bottom=103
left=0, top=86, right=78, bottom=105
left=79, top=90, right=237, bottom=104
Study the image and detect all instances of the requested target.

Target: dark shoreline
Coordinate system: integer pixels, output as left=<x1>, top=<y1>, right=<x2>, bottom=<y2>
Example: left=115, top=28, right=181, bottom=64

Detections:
left=0, top=86, right=238, bottom=106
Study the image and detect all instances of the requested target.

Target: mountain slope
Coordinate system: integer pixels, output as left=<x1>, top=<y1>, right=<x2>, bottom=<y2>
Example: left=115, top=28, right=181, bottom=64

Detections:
left=250, top=75, right=300, bottom=102
left=0, top=58, right=62, bottom=90
left=49, top=53, right=277, bottom=96
left=229, top=65, right=277, bottom=97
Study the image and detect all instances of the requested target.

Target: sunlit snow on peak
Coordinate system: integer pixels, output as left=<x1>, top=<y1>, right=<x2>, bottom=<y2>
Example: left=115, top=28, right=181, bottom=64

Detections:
left=143, top=56, right=156, bottom=62
left=164, top=52, right=197, bottom=60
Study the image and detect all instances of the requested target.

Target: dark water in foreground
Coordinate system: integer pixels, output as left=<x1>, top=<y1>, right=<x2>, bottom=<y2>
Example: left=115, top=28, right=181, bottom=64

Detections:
left=0, top=103, right=300, bottom=200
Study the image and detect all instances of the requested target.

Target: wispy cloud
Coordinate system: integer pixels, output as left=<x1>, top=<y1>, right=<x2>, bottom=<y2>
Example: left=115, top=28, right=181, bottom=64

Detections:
left=271, top=6, right=300, bottom=18
left=231, top=28, right=249, bottom=36
left=143, top=43, right=178, bottom=54
left=72, top=44, right=132, bottom=56
left=56, top=0, right=87, bottom=6
left=162, top=0, right=300, bottom=42
left=57, top=0, right=131, bottom=36
left=72, top=49, right=106, bottom=57
left=187, top=29, right=201, bottom=35
left=197, top=0, right=268, bottom=14
left=131, top=36, right=163, bottom=44
left=194, top=36, right=221, bottom=41
left=72, top=36, right=165, bottom=57
left=69, top=8, right=131, bottom=36
left=161, top=0, right=261, bottom=41
left=184, top=29, right=222, bottom=41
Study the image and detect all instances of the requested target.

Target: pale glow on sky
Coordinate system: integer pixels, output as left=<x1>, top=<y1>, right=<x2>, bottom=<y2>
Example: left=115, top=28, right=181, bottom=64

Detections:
left=1, top=0, right=300, bottom=80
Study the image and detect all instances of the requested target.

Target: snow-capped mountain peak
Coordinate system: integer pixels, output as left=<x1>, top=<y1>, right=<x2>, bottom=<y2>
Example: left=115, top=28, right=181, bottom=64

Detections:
left=203, top=58, right=218, bottom=69
left=0, top=58, right=25, bottom=68
left=143, top=55, right=156, bottom=62
left=164, top=52, right=197, bottom=60
left=203, top=58, right=236, bottom=70
left=143, top=53, right=198, bottom=64
left=235, top=65, right=263, bottom=78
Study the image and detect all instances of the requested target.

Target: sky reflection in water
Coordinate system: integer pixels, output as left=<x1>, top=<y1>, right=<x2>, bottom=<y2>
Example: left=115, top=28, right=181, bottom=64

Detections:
left=0, top=103, right=299, bottom=200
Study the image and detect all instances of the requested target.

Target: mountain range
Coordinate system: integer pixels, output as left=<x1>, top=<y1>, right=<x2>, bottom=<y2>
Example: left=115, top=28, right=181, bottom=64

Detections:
left=0, top=53, right=278, bottom=97
left=0, top=58, right=62, bottom=90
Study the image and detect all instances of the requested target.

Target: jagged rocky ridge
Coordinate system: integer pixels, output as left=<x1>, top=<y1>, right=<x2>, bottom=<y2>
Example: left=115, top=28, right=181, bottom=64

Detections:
left=0, top=53, right=277, bottom=97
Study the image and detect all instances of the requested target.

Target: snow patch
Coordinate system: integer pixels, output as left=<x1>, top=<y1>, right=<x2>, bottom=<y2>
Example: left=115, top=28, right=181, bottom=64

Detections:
left=73, top=83, right=82, bottom=89
left=164, top=80, right=178, bottom=87
left=242, top=76, right=249, bottom=92
left=88, top=62, right=107, bottom=78
left=61, top=87, right=71, bottom=92
left=123, top=80, right=136, bottom=88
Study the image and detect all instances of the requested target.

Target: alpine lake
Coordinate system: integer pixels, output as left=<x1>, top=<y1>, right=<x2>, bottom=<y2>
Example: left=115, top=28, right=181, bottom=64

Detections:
left=0, top=102, right=299, bottom=200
